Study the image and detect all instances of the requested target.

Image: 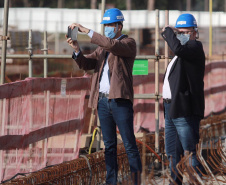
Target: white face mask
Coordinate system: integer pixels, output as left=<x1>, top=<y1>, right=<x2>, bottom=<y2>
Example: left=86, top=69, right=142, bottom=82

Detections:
left=176, top=34, right=190, bottom=45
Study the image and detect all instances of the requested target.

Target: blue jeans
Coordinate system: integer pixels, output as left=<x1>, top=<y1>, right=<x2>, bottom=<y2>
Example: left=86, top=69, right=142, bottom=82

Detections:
left=164, top=102, right=202, bottom=185
left=98, top=97, right=142, bottom=185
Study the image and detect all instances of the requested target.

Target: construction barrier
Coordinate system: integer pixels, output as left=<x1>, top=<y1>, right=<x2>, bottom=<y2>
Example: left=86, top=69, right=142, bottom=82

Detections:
left=204, top=60, right=226, bottom=116
left=133, top=60, right=226, bottom=132
left=3, top=112, right=226, bottom=184
left=0, top=77, right=91, bottom=182
left=2, top=132, right=165, bottom=185
left=0, top=60, right=225, bottom=182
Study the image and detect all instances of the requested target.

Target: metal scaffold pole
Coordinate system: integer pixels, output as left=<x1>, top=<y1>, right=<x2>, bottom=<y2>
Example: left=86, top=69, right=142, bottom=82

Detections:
left=209, top=0, right=213, bottom=58
left=0, top=1, right=9, bottom=177
left=164, top=10, right=169, bottom=70
left=42, top=31, right=48, bottom=78
left=100, top=0, right=106, bottom=36
left=27, top=30, right=33, bottom=77
left=0, top=0, right=9, bottom=85
left=95, top=0, right=106, bottom=152
left=155, top=9, right=160, bottom=154
left=5, top=54, right=159, bottom=59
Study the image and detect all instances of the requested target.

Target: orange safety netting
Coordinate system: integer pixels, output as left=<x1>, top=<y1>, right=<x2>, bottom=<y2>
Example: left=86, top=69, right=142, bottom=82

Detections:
left=133, top=60, right=226, bottom=132
left=204, top=60, right=226, bottom=116
left=0, top=60, right=225, bottom=182
left=0, top=77, right=91, bottom=181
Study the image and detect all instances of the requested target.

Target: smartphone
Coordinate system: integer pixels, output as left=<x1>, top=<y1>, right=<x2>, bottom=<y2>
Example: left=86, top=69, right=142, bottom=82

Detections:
left=67, top=26, right=78, bottom=41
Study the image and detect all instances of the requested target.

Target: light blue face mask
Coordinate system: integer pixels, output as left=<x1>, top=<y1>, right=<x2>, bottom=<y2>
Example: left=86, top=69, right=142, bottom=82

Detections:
left=176, top=34, right=190, bottom=45
left=104, top=24, right=118, bottom=39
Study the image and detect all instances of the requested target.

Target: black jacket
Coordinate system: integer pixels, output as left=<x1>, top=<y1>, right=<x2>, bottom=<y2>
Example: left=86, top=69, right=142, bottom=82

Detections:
left=161, top=27, right=205, bottom=119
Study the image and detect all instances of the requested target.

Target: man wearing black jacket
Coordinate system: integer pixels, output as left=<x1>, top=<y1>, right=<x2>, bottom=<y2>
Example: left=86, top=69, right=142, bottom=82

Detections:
left=161, top=13, right=205, bottom=184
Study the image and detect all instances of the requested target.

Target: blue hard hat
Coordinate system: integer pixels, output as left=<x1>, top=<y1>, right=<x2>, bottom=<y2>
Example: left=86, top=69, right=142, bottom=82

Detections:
left=100, top=8, right=125, bottom=24
left=175, top=13, right=197, bottom=28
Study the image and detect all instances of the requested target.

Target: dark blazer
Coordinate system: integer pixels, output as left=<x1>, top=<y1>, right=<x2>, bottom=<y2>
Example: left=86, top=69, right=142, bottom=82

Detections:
left=161, top=27, right=205, bottom=119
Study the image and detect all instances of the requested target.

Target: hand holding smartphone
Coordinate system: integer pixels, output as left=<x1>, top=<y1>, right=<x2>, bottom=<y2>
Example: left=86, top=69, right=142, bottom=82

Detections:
left=67, top=26, right=78, bottom=41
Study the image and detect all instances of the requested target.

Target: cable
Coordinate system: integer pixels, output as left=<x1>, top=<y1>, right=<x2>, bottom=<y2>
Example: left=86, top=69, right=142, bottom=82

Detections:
left=1, top=173, right=28, bottom=184
left=88, top=127, right=100, bottom=154
left=1, top=160, right=72, bottom=184
left=80, top=155, right=92, bottom=185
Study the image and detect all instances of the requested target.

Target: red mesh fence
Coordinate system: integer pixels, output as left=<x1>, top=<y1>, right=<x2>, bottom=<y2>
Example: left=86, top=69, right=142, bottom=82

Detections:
left=2, top=132, right=165, bottom=185
left=133, top=60, right=226, bottom=132
left=204, top=60, right=226, bottom=116
left=0, top=77, right=91, bottom=181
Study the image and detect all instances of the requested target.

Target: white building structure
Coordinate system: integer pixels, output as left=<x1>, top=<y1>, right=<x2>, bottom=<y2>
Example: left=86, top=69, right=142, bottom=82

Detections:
left=1, top=8, right=226, bottom=33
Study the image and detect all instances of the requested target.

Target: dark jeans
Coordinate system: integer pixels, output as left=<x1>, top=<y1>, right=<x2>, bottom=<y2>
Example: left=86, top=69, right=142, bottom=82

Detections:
left=98, top=97, right=142, bottom=185
left=164, top=102, right=202, bottom=185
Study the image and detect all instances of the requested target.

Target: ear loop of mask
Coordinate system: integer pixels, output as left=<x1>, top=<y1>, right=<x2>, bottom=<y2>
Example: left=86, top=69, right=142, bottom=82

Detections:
left=115, top=23, right=118, bottom=33
left=194, top=28, right=199, bottom=39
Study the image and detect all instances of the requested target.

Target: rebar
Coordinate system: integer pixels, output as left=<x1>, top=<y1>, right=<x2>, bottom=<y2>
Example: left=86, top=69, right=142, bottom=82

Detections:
left=3, top=132, right=165, bottom=185
left=3, top=113, right=226, bottom=184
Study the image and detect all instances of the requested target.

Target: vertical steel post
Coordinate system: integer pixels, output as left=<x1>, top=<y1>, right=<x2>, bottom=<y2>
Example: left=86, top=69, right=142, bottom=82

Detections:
left=141, top=133, right=146, bottom=184
left=95, top=0, right=106, bottom=152
left=225, top=0, right=226, bottom=12
left=100, top=0, right=106, bottom=35
left=186, top=0, right=191, bottom=11
left=43, top=32, right=49, bottom=163
left=209, top=0, right=213, bottom=57
left=0, top=99, right=6, bottom=180
left=126, top=0, right=132, bottom=10
left=29, top=93, right=33, bottom=172
left=135, top=29, right=140, bottom=55
left=96, top=118, right=101, bottom=152
left=0, top=0, right=9, bottom=84
left=155, top=9, right=160, bottom=153
left=43, top=90, right=50, bottom=167
left=163, top=10, right=169, bottom=176
left=55, top=23, right=60, bottom=54
left=164, top=10, right=169, bottom=70
left=91, top=0, right=97, bottom=9
left=28, top=30, right=33, bottom=77
left=88, top=109, right=96, bottom=134
left=0, top=99, right=2, bottom=181
left=204, top=0, right=209, bottom=11
left=43, top=31, right=48, bottom=78
left=27, top=29, right=33, bottom=170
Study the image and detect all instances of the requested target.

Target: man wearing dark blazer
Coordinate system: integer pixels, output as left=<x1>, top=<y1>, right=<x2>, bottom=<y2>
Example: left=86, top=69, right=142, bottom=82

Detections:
left=161, top=13, right=205, bottom=185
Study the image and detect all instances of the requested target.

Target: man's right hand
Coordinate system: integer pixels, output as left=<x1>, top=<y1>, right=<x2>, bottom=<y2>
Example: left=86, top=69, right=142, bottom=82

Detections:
left=66, top=23, right=91, bottom=52
left=66, top=36, right=80, bottom=53
left=162, top=25, right=178, bottom=33
left=69, top=23, right=90, bottom=34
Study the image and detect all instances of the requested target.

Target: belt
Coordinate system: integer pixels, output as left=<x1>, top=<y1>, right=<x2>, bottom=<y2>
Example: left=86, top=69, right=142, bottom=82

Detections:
left=99, top=92, right=109, bottom=98
left=163, top=98, right=171, bottom=104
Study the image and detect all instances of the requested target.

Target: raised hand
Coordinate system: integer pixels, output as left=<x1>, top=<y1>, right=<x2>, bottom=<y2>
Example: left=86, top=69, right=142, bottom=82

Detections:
left=69, top=23, right=90, bottom=34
